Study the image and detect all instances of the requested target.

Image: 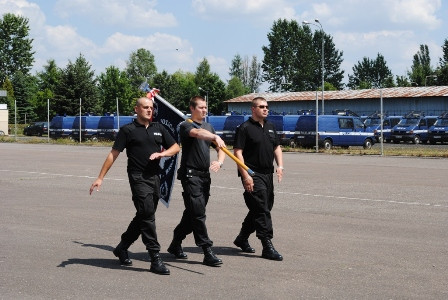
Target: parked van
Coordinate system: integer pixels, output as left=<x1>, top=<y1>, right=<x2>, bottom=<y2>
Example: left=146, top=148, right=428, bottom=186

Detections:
left=364, top=114, right=402, bottom=142
left=391, top=112, right=438, bottom=144
left=294, top=115, right=375, bottom=150
left=97, top=115, right=135, bottom=141
left=49, top=116, right=76, bottom=139
left=206, top=115, right=227, bottom=138
left=222, top=115, right=247, bottom=145
left=72, top=116, right=102, bottom=141
left=428, top=112, right=448, bottom=144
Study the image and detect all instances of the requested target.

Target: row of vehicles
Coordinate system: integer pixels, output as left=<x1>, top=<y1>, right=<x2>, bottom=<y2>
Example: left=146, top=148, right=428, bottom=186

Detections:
left=32, top=111, right=448, bottom=149
left=363, top=111, right=445, bottom=145
left=49, top=115, right=135, bottom=141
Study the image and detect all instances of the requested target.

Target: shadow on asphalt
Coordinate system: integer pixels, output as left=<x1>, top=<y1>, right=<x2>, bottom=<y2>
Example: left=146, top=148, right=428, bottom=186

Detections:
left=57, top=241, right=258, bottom=274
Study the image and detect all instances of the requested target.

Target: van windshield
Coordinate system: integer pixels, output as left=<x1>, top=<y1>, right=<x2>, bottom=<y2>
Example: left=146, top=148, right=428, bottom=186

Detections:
left=435, top=118, right=448, bottom=126
left=398, top=118, right=418, bottom=126
left=364, top=118, right=381, bottom=126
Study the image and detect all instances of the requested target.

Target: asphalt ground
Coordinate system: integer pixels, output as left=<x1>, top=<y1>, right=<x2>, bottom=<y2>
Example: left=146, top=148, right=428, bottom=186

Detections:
left=1, top=143, right=447, bottom=299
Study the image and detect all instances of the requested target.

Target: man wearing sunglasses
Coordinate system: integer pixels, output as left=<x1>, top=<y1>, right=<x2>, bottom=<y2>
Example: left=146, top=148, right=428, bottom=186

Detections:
left=233, top=96, right=284, bottom=261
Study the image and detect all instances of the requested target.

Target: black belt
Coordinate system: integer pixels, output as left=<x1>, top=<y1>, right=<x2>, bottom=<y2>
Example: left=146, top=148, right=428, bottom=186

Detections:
left=186, top=168, right=209, bottom=178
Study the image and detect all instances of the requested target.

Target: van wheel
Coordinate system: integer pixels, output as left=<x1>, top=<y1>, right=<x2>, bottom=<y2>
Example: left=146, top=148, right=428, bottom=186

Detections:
left=363, top=139, right=373, bottom=149
left=413, top=135, right=420, bottom=144
left=323, top=139, right=332, bottom=150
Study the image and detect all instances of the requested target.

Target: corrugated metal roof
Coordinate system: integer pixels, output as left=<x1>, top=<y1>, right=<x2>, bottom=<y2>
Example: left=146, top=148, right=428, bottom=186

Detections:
left=225, top=86, right=448, bottom=103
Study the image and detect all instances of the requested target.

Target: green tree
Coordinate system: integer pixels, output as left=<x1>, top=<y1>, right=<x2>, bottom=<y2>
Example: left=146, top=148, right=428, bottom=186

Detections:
left=126, top=48, right=157, bottom=89
left=98, top=66, right=135, bottom=115
left=0, top=13, right=34, bottom=83
left=195, top=58, right=211, bottom=88
left=408, top=44, right=434, bottom=86
left=226, top=76, right=248, bottom=100
left=312, top=30, right=345, bottom=90
left=194, top=59, right=226, bottom=115
left=229, top=54, right=244, bottom=80
left=347, top=53, right=393, bottom=89
left=11, top=71, right=38, bottom=123
left=54, top=54, right=100, bottom=115
left=37, top=59, right=62, bottom=92
left=262, top=19, right=344, bottom=92
left=436, top=38, right=448, bottom=85
left=248, top=55, right=262, bottom=92
left=229, top=54, right=262, bottom=93
left=27, top=60, right=63, bottom=120
left=153, top=70, right=197, bottom=113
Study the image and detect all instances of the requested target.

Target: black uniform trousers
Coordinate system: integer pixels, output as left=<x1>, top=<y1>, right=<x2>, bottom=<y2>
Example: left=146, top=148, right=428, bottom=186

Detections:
left=120, top=171, right=161, bottom=252
left=172, top=174, right=213, bottom=248
left=239, top=172, right=274, bottom=240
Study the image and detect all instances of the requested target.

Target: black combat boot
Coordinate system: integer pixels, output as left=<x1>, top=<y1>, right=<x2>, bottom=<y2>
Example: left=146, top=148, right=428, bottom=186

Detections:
left=261, top=239, right=283, bottom=261
left=113, top=241, right=132, bottom=266
left=233, top=235, right=255, bottom=253
left=167, top=240, right=188, bottom=259
left=148, top=251, right=170, bottom=275
left=202, top=246, right=223, bottom=266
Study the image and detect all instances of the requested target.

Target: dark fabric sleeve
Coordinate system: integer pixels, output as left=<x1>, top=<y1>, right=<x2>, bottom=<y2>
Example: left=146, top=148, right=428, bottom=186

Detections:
left=233, top=123, right=246, bottom=149
left=112, top=125, right=128, bottom=152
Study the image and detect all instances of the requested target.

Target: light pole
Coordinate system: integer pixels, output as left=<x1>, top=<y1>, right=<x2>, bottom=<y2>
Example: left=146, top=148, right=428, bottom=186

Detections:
left=198, top=87, right=209, bottom=116
left=303, top=19, right=325, bottom=114
left=425, top=75, right=437, bottom=86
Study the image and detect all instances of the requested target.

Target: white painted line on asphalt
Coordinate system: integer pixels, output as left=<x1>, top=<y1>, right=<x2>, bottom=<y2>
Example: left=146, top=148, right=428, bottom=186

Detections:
left=275, top=190, right=448, bottom=208
left=3, top=170, right=447, bottom=208
left=0, top=169, right=126, bottom=181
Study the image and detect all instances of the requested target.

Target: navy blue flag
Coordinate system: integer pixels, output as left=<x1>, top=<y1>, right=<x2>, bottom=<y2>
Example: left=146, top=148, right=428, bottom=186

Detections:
left=152, top=94, right=185, bottom=207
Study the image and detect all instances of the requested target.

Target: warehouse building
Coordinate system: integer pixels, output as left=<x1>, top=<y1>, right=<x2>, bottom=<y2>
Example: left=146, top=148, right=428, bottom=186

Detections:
left=224, top=86, right=448, bottom=117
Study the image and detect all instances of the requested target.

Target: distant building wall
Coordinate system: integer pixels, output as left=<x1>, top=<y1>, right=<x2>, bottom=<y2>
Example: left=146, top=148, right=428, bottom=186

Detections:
left=226, top=95, right=448, bottom=117
left=0, top=104, right=9, bottom=135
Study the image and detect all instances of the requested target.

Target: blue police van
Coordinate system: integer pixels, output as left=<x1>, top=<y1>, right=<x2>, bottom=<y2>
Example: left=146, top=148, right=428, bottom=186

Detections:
left=391, top=112, right=438, bottom=144
left=72, top=116, right=102, bottom=141
left=364, top=114, right=402, bottom=143
left=294, top=115, right=375, bottom=150
left=428, top=112, right=448, bottom=144
left=221, top=115, right=248, bottom=145
left=49, top=116, right=76, bottom=139
left=97, top=115, right=136, bottom=141
left=206, top=115, right=227, bottom=139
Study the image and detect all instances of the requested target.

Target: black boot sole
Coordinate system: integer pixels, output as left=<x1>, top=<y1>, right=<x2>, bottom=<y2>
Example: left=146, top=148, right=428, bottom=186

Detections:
left=167, top=248, right=188, bottom=259
left=233, top=240, right=256, bottom=253
left=113, top=248, right=133, bottom=266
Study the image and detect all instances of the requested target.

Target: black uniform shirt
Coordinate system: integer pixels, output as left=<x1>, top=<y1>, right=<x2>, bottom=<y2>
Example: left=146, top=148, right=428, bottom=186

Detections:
left=179, top=120, right=216, bottom=172
left=234, top=117, right=279, bottom=174
left=113, top=120, right=176, bottom=174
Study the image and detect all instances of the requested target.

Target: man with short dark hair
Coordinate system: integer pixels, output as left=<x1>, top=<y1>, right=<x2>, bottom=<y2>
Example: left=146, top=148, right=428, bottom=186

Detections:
left=233, top=96, right=284, bottom=261
left=167, top=95, right=226, bottom=267
left=89, top=97, right=180, bottom=275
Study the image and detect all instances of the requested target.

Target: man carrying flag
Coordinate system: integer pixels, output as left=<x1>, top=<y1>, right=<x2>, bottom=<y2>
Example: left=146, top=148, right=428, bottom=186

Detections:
left=167, top=95, right=226, bottom=267
left=89, top=96, right=180, bottom=275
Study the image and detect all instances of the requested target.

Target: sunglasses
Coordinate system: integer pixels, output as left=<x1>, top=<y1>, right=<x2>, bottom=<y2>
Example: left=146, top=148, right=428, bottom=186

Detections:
left=255, top=105, right=269, bottom=109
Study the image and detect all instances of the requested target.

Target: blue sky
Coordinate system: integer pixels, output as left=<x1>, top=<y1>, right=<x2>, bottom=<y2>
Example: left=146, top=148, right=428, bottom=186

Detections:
left=2, top=0, right=447, bottom=91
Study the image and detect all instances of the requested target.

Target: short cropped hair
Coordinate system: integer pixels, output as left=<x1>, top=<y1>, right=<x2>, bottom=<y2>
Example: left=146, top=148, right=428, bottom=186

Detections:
left=190, top=95, right=206, bottom=108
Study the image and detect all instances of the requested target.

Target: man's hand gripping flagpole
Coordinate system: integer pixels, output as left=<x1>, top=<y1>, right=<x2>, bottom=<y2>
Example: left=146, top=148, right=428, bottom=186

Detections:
left=139, top=81, right=255, bottom=176
left=184, top=119, right=255, bottom=176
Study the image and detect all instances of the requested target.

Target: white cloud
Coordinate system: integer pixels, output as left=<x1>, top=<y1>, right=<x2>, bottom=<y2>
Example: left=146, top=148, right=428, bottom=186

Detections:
left=40, top=25, right=98, bottom=70
left=54, top=0, right=177, bottom=28
left=0, top=0, right=46, bottom=32
left=191, top=0, right=298, bottom=22
left=388, top=0, right=442, bottom=29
